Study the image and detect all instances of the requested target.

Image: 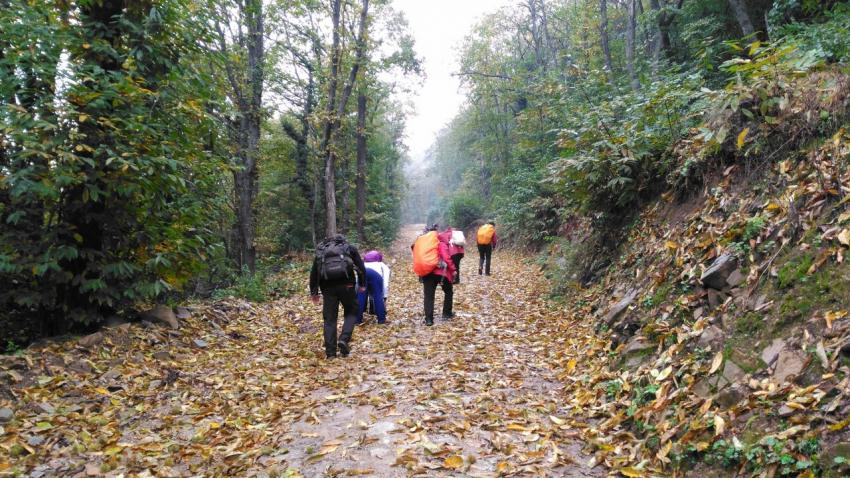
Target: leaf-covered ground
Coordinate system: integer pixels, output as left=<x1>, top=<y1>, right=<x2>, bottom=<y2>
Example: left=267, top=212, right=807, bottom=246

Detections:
left=1, top=225, right=603, bottom=477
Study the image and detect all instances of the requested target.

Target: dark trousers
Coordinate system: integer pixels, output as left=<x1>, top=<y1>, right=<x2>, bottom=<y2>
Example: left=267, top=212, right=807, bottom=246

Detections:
left=422, top=273, right=453, bottom=319
left=478, top=244, right=492, bottom=275
left=321, top=284, right=358, bottom=356
left=451, top=254, right=463, bottom=284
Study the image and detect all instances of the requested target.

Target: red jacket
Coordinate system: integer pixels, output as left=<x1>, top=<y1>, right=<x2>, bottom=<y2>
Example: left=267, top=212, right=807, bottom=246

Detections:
left=434, top=231, right=456, bottom=280
left=444, top=228, right=465, bottom=257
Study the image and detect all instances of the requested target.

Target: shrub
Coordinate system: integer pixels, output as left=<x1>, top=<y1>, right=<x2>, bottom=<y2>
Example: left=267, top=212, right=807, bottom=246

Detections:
left=0, top=3, right=227, bottom=338
left=444, top=193, right=484, bottom=229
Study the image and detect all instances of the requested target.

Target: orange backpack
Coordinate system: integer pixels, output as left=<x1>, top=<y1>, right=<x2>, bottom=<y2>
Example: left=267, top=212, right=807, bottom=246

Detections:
left=477, top=224, right=495, bottom=245
left=412, top=231, right=440, bottom=277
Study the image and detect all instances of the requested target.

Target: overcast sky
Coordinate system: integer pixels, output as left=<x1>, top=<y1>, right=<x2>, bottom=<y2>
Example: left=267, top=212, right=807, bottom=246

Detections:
left=392, top=0, right=512, bottom=163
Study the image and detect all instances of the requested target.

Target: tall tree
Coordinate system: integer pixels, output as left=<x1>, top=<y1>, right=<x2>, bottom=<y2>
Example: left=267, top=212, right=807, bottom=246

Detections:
left=355, top=88, right=368, bottom=241
left=599, top=0, right=614, bottom=74
left=626, top=0, right=640, bottom=90
left=320, top=0, right=370, bottom=239
left=649, top=0, right=685, bottom=59
left=727, top=0, right=755, bottom=37
left=212, top=0, right=265, bottom=274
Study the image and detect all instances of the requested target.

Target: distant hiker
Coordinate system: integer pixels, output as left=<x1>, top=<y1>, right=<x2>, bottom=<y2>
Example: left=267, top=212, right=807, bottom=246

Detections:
left=413, top=229, right=455, bottom=326
left=476, top=221, right=498, bottom=276
left=360, top=250, right=390, bottom=324
left=445, top=227, right=465, bottom=284
left=309, top=234, right=366, bottom=358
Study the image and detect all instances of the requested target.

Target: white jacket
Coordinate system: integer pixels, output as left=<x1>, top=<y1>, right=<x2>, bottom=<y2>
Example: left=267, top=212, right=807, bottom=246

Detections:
left=365, top=262, right=391, bottom=298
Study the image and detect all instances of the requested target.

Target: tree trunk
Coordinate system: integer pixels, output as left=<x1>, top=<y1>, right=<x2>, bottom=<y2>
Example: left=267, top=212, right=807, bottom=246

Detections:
left=339, top=156, right=350, bottom=234
left=321, top=0, right=370, bottom=239
left=626, top=0, right=640, bottom=90
left=282, top=45, right=318, bottom=247
left=727, top=0, right=754, bottom=37
left=355, top=90, right=367, bottom=242
left=599, top=0, right=614, bottom=74
left=321, top=0, right=343, bottom=239
left=57, top=0, right=126, bottom=328
left=232, top=0, right=264, bottom=274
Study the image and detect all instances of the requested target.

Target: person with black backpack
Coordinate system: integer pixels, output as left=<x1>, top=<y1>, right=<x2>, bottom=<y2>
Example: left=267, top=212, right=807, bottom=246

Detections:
left=309, top=234, right=367, bottom=359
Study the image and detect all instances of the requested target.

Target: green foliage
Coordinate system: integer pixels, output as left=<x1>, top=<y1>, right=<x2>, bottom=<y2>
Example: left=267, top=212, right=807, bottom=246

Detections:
left=444, top=193, right=484, bottom=229
left=1, top=2, right=228, bottom=337
left=777, top=254, right=814, bottom=289
left=212, top=261, right=306, bottom=303
left=492, top=168, right=560, bottom=247
left=775, top=2, right=850, bottom=63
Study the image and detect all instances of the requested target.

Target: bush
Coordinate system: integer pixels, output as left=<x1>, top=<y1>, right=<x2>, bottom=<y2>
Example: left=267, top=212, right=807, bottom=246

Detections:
left=492, top=168, right=560, bottom=247
left=0, top=3, right=227, bottom=337
left=444, top=193, right=484, bottom=229
left=212, top=260, right=308, bottom=303
left=774, top=2, right=850, bottom=64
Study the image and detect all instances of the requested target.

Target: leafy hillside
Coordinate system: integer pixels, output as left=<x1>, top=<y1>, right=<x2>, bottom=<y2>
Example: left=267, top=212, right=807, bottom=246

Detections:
left=552, top=69, right=850, bottom=476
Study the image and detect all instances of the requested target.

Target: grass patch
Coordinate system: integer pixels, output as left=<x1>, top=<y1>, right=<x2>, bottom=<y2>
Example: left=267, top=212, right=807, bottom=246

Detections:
left=212, top=261, right=309, bottom=303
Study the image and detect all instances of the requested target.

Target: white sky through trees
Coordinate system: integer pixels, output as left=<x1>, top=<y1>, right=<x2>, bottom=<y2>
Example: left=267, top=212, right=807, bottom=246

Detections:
left=393, top=0, right=512, bottom=164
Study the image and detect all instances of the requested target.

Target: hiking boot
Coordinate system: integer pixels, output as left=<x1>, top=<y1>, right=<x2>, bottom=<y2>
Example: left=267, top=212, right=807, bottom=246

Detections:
left=338, top=341, right=350, bottom=357
left=442, top=313, right=454, bottom=320
left=425, top=317, right=434, bottom=326
left=478, top=268, right=483, bottom=275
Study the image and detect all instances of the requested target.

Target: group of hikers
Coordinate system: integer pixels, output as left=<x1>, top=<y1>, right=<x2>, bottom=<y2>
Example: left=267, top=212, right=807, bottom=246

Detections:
left=308, top=222, right=498, bottom=358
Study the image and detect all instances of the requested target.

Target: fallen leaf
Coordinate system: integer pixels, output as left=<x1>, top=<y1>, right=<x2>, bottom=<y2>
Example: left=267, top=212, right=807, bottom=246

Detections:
left=714, top=415, right=725, bottom=436
left=736, top=127, right=749, bottom=149
left=709, top=352, right=724, bottom=374
left=443, top=455, right=463, bottom=469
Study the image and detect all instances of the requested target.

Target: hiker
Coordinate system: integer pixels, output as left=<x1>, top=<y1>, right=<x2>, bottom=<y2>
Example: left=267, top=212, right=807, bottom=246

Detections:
left=476, top=221, right=498, bottom=276
left=413, top=228, right=455, bottom=326
left=309, top=234, right=367, bottom=358
left=359, top=250, right=390, bottom=324
left=445, top=227, right=465, bottom=284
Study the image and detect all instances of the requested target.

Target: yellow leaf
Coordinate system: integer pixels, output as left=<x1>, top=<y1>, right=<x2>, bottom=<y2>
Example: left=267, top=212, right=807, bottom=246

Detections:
left=837, top=229, right=850, bottom=246
left=94, top=387, right=110, bottom=395
left=714, top=415, right=725, bottom=436
left=619, top=467, right=645, bottom=477
left=104, top=446, right=124, bottom=456
left=656, top=365, right=673, bottom=381
left=829, top=416, right=850, bottom=431
left=507, top=423, right=528, bottom=432
left=565, top=358, right=577, bottom=373
left=709, top=351, right=724, bottom=374
left=78, top=114, right=89, bottom=123
left=664, top=240, right=678, bottom=251
left=496, top=461, right=510, bottom=473
left=656, top=440, right=673, bottom=462
left=443, top=455, right=463, bottom=469
left=736, top=127, right=749, bottom=150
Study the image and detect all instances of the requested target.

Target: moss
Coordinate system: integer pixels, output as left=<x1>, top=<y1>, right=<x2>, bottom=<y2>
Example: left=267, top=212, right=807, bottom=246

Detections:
left=735, top=312, right=766, bottom=336
left=643, top=282, right=673, bottom=308
left=776, top=253, right=814, bottom=289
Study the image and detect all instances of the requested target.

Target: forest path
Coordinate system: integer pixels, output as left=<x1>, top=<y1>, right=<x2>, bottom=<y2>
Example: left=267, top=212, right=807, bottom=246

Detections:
left=277, top=225, right=602, bottom=477
left=4, top=225, right=603, bottom=477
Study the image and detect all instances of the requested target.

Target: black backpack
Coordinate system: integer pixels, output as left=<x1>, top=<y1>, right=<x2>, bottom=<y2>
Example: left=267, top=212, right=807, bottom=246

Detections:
left=316, top=237, right=354, bottom=281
